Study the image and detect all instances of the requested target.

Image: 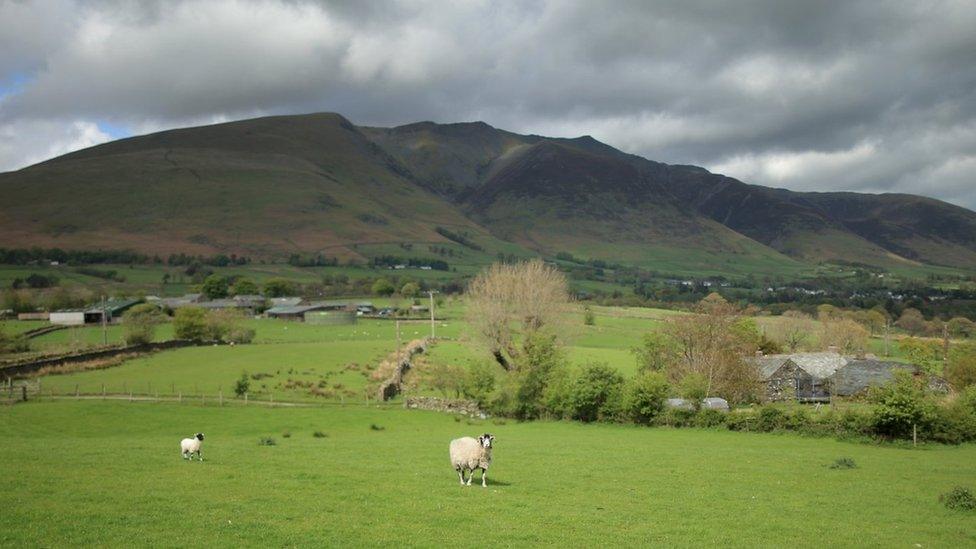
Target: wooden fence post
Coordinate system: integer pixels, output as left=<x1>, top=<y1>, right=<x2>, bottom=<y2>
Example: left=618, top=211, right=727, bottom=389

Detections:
left=102, top=383, right=106, bottom=400
left=179, top=392, right=182, bottom=404
left=75, top=384, right=79, bottom=397
left=202, top=393, right=205, bottom=406
left=22, top=385, right=27, bottom=402
left=219, top=390, right=223, bottom=407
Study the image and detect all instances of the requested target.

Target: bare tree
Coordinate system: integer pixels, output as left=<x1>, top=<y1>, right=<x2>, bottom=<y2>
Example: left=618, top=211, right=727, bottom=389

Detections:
left=466, top=260, right=571, bottom=370
left=770, top=310, right=813, bottom=352
left=664, top=293, right=761, bottom=404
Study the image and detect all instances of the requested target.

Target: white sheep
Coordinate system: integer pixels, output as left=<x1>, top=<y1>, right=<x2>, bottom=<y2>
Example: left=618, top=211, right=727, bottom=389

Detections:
left=449, top=433, right=494, bottom=487
left=180, top=433, right=205, bottom=461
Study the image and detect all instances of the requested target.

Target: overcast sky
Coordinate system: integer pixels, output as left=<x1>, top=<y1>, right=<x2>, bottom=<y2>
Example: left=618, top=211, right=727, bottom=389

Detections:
left=1, top=0, right=974, bottom=208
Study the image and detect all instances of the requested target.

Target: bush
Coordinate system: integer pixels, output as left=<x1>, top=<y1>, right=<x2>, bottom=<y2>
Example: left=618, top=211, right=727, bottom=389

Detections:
left=234, top=372, right=250, bottom=397
left=514, top=333, right=567, bottom=420
left=122, top=303, right=162, bottom=345
left=945, top=343, right=976, bottom=391
left=657, top=407, right=696, bottom=427
left=226, top=326, right=256, bottom=344
left=371, top=278, right=395, bottom=297
left=829, top=457, right=857, bottom=469
left=678, top=374, right=708, bottom=410
left=623, top=371, right=670, bottom=424
left=201, top=274, right=229, bottom=299
left=784, top=407, right=812, bottom=431
left=313, top=431, right=328, bottom=438
left=370, top=424, right=385, bottom=431
left=694, top=408, right=727, bottom=428
left=174, top=307, right=208, bottom=341
left=0, top=327, right=30, bottom=354
left=258, top=437, right=276, bottom=446
left=726, top=409, right=757, bottom=431
left=870, top=369, right=937, bottom=440
left=928, top=401, right=976, bottom=444
left=583, top=306, right=595, bottom=326
left=570, top=363, right=624, bottom=422
left=461, top=361, right=497, bottom=408
left=756, top=406, right=786, bottom=432
left=940, top=487, right=976, bottom=511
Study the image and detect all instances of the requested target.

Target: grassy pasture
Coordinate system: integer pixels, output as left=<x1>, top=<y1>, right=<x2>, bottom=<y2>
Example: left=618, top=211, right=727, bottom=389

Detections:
left=1, top=401, right=975, bottom=547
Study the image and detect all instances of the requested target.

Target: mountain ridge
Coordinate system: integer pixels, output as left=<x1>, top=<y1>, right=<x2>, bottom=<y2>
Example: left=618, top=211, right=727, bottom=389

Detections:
left=1, top=111, right=974, bottom=274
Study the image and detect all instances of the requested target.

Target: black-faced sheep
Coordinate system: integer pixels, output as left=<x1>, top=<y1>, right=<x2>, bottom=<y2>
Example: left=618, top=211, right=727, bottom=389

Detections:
left=180, top=433, right=205, bottom=461
left=449, top=433, right=494, bottom=487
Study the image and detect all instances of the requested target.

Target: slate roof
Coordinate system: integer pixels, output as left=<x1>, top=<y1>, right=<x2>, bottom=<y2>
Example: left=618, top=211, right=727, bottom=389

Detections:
left=752, top=352, right=848, bottom=380
left=829, top=360, right=915, bottom=396
left=266, top=304, right=327, bottom=315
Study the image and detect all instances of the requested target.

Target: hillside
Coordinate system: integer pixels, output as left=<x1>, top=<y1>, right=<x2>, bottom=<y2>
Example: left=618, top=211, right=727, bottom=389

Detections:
left=1, top=112, right=974, bottom=275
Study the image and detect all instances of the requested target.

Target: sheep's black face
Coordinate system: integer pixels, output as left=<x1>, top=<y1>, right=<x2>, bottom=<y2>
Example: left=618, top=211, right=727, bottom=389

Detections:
left=479, top=433, right=494, bottom=448
left=196, top=433, right=205, bottom=441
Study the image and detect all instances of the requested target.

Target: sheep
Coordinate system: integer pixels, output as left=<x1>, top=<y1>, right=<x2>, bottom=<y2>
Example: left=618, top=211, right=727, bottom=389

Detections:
left=180, top=433, right=205, bottom=461
left=449, top=433, right=494, bottom=487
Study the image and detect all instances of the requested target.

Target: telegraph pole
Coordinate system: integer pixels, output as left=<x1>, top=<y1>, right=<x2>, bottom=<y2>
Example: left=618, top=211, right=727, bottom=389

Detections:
left=427, top=290, right=437, bottom=339
left=101, top=295, right=108, bottom=345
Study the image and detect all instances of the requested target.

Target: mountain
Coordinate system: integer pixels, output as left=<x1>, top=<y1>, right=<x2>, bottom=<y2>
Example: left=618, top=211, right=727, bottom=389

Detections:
left=1, top=112, right=974, bottom=275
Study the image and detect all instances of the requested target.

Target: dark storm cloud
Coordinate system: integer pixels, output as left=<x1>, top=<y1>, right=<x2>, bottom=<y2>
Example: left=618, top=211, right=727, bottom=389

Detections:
left=1, top=0, right=974, bottom=208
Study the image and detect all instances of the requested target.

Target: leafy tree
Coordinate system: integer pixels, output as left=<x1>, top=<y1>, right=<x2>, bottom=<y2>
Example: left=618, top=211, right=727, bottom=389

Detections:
left=174, top=307, right=209, bottom=341
left=400, top=282, right=420, bottom=298
left=947, top=317, right=975, bottom=339
left=583, top=306, right=596, bottom=326
left=679, top=373, right=708, bottom=410
left=232, top=278, right=258, bottom=296
left=372, top=278, right=396, bottom=297
left=945, top=343, right=976, bottom=390
left=820, top=318, right=869, bottom=355
left=896, top=308, right=926, bottom=336
left=262, top=278, right=294, bottom=298
left=514, top=332, right=567, bottom=420
left=900, top=337, right=942, bottom=374
left=870, top=369, right=937, bottom=441
left=623, top=371, right=670, bottom=424
left=461, top=361, right=498, bottom=408
left=631, top=331, right=677, bottom=373
left=122, top=303, right=163, bottom=345
left=570, top=362, right=624, bottom=422
left=201, top=274, right=229, bottom=299
left=234, top=372, right=250, bottom=397
left=773, top=310, right=812, bottom=352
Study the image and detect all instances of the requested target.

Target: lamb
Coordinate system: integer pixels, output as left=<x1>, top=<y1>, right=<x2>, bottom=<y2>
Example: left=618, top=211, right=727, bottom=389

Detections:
left=449, top=433, right=494, bottom=487
left=180, top=433, right=205, bottom=461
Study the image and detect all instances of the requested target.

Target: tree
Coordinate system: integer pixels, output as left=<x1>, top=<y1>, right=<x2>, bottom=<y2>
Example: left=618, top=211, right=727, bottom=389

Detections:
left=372, top=278, right=396, bottom=297
left=174, top=307, right=209, bottom=341
left=899, top=337, right=942, bottom=374
left=466, top=259, right=570, bottom=371
left=772, top=310, right=812, bottom=352
left=400, top=282, right=420, bottom=298
left=947, top=317, right=975, bottom=339
left=623, top=371, right=670, bottom=424
left=122, top=303, right=163, bottom=345
left=583, top=306, right=596, bottom=326
left=461, top=361, right=498, bottom=408
left=664, top=294, right=761, bottom=404
left=896, top=308, right=926, bottom=336
left=513, top=332, right=567, bottom=420
left=570, top=362, right=624, bottom=422
left=820, top=318, right=869, bottom=355
left=870, top=369, right=936, bottom=443
left=945, top=343, right=976, bottom=390
left=263, top=278, right=294, bottom=297
left=232, top=278, right=258, bottom=296
left=201, top=274, right=229, bottom=299
left=234, top=372, right=250, bottom=397
left=631, top=331, right=677, bottom=373
left=678, top=373, right=708, bottom=410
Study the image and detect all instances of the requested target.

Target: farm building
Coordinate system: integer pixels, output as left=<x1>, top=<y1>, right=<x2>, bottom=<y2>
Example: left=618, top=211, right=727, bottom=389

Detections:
left=830, top=360, right=948, bottom=396
left=751, top=352, right=943, bottom=401
left=159, top=294, right=207, bottom=309
left=17, top=312, right=49, bottom=321
left=269, top=297, right=302, bottom=308
left=265, top=303, right=333, bottom=321
left=50, top=298, right=141, bottom=326
left=751, top=352, right=848, bottom=402
left=305, top=310, right=357, bottom=325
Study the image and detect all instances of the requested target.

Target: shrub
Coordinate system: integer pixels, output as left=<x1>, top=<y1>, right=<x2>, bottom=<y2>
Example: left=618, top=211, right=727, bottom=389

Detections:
left=945, top=343, right=976, bottom=391
left=678, top=373, right=708, bottom=410
left=174, top=307, right=208, bottom=341
left=631, top=331, right=677, bottom=373
left=282, top=431, right=292, bottom=438
left=583, top=306, right=595, bottom=326
left=784, top=407, right=812, bottom=431
left=234, top=372, right=250, bottom=397
left=258, top=437, right=276, bottom=446
left=829, top=457, right=857, bottom=469
left=726, top=409, right=757, bottom=431
left=928, top=401, right=976, bottom=445
left=870, top=369, right=937, bottom=440
left=837, top=408, right=874, bottom=438
left=940, top=487, right=976, bottom=511
left=313, top=431, right=328, bottom=438
left=570, top=362, right=624, bottom=422
left=514, top=333, right=568, bottom=420
left=122, top=303, right=162, bottom=345
left=370, top=424, right=385, bottom=431
left=0, top=327, right=30, bottom=354
left=226, top=326, right=256, bottom=344
left=657, top=407, right=695, bottom=428
left=461, top=361, right=497, bottom=408
left=623, top=371, right=670, bottom=424
left=756, top=406, right=786, bottom=432
left=201, top=274, right=229, bottom=299
left=694, top=408, right=727, bottom=428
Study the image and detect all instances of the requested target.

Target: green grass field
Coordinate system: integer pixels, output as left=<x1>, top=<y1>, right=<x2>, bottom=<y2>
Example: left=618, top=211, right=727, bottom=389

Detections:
left=1, top=401, right=974, bottom=547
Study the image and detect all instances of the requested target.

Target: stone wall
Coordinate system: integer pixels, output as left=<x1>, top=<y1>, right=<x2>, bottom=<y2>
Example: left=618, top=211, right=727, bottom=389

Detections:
left=375, top=338, right=430, bottom=401
left=404, top=396, right=485, bottom=418
left=0, top=340, right=209, bottom=379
